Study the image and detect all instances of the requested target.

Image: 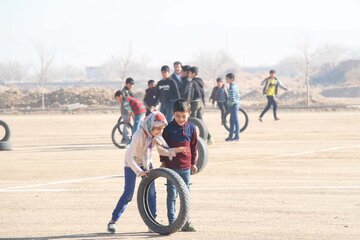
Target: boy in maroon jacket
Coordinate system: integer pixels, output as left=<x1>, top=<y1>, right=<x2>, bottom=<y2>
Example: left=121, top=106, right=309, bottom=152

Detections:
left=160, top=99, right=197, bottom=232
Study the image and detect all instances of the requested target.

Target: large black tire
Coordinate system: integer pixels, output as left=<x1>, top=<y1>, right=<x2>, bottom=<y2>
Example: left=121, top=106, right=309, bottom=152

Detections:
left=137, top=168, right=190, bottom=235
left=188, top=117, right=208, bottom=141
left=194, top=138, right=208, bottom=174
left=0, top=120, right=11, bottom=142
left=0, top=141, right=12, bottom=151
left=224, top=107, right=249, bottom=133
left=111, top=121, right=133, bottom=149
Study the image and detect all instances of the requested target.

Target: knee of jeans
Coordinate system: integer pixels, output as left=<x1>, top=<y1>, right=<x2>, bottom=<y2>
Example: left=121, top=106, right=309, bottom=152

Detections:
left=122, top=191, right=134, bottom=202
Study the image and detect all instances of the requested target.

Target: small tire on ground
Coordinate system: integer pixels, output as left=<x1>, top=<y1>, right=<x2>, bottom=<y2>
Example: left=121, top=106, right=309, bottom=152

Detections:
left=0, top=120, right=11, bottom=142
left=0, top=141, right=12, bottom=151
left=111, top=121, right=133, bottom=149
left=188, top=117, right=208, bottom=141
left=137, top=168, right=190, bottom=235
left=224, top=107, right=249, bottom=133
left=193, top=137, right=208, bottom=174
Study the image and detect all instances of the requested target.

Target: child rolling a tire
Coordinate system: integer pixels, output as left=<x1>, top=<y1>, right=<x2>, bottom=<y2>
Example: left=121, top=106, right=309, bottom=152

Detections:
left=107, top=111, right=189, bottom=234
left=160, top=99, right=198, bottom=232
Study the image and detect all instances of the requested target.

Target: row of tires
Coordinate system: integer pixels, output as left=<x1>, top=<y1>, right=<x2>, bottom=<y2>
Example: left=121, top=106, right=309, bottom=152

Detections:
left=0, top=120, right=12, bottom=151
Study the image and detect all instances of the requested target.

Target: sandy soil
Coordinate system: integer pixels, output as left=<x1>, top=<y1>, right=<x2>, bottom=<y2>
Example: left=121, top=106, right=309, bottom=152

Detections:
left=0, top=110, right=360, bottom=240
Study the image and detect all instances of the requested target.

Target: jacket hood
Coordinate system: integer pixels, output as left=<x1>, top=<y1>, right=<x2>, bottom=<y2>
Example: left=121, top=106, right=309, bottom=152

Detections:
left=193, top=77, right=204, bottom=87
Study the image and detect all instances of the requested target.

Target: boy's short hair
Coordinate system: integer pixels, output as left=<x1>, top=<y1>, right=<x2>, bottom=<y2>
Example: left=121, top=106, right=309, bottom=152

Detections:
left=182, top=65, right=190, bottom=72
left=188, top=66, right=199, bottom=75
left=226, top=73, right=235, bottom=79
left=161, top=65, right=170, bottom=72
left=114, top=90, right=122, bottom=98
left=125, top=78, right=135, bottom=85
left=270, top=69, right=276, bottom=74
left=173, top=99, right=190, bottom=113
left=148, top=79, right=155, bottom=85
left=173, top=61, right=182, bottom=67
left=216, top=77, right=223, bottom=82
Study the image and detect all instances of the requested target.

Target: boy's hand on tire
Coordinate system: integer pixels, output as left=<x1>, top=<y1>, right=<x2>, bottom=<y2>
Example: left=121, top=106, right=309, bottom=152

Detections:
left=191, top=165, right=198, bottom=174
left=139, top=171, right=150, bottom=177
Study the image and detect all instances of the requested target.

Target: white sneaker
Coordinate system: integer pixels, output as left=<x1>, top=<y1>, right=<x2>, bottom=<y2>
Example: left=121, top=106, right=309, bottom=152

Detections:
left=107, top=223, right=116, bottom=234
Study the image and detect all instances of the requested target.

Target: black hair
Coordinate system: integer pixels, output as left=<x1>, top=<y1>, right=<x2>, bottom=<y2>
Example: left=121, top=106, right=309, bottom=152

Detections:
left=182, top=65, right=190, bottom=72
left=270, top=69, right=276, bottom=74
left=161, top=65, right=170, bottom=72
left=216, top=77, right=223, bottom=82
left=188, top=66, right=199, bottom=75
left=173, top=99, right=190, bottom=113
left=114, top=90, right=122, bottom=98
left=173, top=61, right=182, bottom=67
left=125, top=77, right=134, bottom=84
left=148, top=79, right=155, bottom=85
left=225, top=73, right=235, bottom=79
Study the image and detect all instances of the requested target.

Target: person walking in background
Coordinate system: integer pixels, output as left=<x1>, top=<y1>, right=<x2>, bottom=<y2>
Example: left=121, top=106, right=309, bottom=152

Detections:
left=143, top=79, right=159, bottom=116
left=209, top=77, right=228, bottom=125
left=225, top=73, right=240, bottom=142
left=157, top=65, right=180, bottom=122
left=259, top=70, right=288, bottom=122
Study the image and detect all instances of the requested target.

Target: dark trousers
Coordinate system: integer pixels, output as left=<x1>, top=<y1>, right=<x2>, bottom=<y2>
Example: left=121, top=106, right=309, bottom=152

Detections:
left=260, top=96, right=278, bottom=118
left=217, top=102, right=228, bottom=125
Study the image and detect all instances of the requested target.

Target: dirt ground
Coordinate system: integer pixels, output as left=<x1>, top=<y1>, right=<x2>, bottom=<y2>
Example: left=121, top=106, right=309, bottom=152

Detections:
left=0, top=110, right=360, bottom=240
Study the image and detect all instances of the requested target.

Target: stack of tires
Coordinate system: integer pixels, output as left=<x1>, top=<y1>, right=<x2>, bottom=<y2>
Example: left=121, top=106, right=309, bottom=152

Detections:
left=0, top=120, right=12, bottom=151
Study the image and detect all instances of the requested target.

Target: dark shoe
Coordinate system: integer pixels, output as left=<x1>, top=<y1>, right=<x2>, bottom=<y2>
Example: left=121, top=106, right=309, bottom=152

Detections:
left=225, top=137, right=233, bottom=142
left=274, top=117, right=280, bottom=121
left=181, top=222, right=196, bottom=232
left=259, top=117, right=262, bottom=122
left=232, top=137, right=240, bottom=142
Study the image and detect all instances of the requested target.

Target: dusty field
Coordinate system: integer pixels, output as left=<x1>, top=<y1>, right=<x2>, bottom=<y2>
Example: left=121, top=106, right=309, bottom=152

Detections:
left=0, top=110, right=360, bottom=240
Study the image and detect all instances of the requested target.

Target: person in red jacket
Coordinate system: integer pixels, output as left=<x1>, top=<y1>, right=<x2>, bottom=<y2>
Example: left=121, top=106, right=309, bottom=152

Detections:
left=115, top=90, right=146, bottom=144
left=160, top=99, right=197, bottom=232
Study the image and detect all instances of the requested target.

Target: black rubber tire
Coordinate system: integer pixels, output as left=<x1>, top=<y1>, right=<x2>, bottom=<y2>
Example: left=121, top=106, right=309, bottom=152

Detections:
left=0, top=141, right=12, bottom=151
left=137, top=168, right=190, bottom=235
left=224, top=107, right=249, bottom=133
left=111, top=121, right=133, bottom=149
left=193, top=137, right=208, bottom=174
left=188, top=117, right=208, bottom=141
left=0, top=120, right=11, bottom=142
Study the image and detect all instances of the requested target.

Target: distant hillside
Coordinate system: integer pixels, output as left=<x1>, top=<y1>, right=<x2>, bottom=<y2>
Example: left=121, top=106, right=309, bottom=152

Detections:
left=311, top=60, right=360, bottom=86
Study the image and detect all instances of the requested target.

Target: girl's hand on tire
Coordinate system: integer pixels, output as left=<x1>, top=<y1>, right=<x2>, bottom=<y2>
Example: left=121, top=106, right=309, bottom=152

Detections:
left=175, top=147, right=190, bottom=154
left=191, top=165, right=198, bottom=174
left=160, top=162, right=166, bottom=168
left=139, top=171, right=150, bottom=177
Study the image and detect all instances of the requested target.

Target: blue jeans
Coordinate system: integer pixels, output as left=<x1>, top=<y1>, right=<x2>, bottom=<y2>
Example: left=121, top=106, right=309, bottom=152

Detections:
left=112, top=167, right=157, bottom=221
left=167, top=168, right=191, bottom=224
left=122, top=114, right=131, bottom=142
left=133, top=113, right=144, bottom=133
left=160, top=100, right=175, bottom=122
left=228, top=103, right=240, bottom=139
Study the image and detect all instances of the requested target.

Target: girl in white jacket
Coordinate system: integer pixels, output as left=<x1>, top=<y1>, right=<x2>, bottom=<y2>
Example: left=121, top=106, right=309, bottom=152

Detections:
left=107, top=111, right=188, bottom=233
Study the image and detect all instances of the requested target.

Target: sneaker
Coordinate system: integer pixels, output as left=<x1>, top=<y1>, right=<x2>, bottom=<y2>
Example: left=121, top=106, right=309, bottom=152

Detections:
left=274, top=117, right=280, bottom=121
left=225, top=137, right=233, bottom=142
left=259, top=117, right=262, bottom=122
left=207, top=137, right=214, bottom=145
left=181, top=222, right=196, bottom=232
left=232, top=137, right=240, bottom=142
left=107, top=223, right=116, bottom=234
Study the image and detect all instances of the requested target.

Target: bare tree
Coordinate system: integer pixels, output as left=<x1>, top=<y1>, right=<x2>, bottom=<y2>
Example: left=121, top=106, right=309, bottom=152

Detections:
left=112, top=40, right=134, bottom=85
left=33, top=43, right=54, bottom=109
left=297, top=40, right=314, bottom=107
left=193, top=50, right=238, bottom=85
left=0, top=61, right=28, bottom=83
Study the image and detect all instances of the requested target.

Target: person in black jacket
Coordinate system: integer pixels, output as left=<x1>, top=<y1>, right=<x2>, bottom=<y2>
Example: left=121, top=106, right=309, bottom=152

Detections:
left=157, top=65, right=180, bottom=122
left=186, top=66, right=214, bottom=145
left=143, top=79, right=159, bottom=116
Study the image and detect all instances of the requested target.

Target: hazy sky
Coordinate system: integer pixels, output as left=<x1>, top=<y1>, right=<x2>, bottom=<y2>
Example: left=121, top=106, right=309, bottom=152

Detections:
left=1, top=0, right=359, bottom=68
